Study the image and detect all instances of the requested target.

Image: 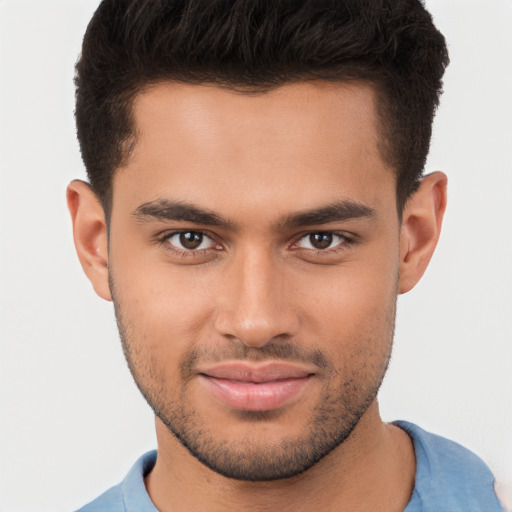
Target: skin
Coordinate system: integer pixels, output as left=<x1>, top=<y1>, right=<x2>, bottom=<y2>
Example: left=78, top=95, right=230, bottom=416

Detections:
left=68, top=81, right=447, bottom=512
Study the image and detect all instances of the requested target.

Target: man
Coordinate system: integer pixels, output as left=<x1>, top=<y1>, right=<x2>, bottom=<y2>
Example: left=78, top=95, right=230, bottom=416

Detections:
left=67, top=1, right=503, bottom=511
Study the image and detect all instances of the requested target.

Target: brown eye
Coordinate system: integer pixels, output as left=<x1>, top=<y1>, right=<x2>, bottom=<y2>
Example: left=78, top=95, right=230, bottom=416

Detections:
left=309, top=233, right=333, bottom=249
left=179, top=232, right=204, bottom=249
left=295, top=232, right=348, bottom=251
left=165, top=231, right=216, bottom=251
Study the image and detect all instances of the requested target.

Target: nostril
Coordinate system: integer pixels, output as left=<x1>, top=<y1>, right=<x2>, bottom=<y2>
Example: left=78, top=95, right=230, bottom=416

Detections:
left=214, top=308, right=299, bottom=348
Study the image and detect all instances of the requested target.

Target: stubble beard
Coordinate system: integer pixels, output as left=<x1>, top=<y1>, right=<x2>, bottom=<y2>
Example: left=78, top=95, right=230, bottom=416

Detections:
left=152, top=373, right=386, bottom=481
left=111, top=281, right=396, bottom=482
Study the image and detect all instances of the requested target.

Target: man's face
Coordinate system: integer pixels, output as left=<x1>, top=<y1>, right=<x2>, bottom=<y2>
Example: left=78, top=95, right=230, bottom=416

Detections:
left=108, top=81, right=401, bottom=480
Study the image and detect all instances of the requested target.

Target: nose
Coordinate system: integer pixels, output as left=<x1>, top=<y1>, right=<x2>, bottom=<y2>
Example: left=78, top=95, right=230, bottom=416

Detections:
left=214, top=247, right=299, bottom=348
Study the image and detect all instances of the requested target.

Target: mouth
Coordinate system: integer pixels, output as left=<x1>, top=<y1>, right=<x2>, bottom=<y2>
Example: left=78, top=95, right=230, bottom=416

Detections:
left=197, top=362, right=315, bottom=411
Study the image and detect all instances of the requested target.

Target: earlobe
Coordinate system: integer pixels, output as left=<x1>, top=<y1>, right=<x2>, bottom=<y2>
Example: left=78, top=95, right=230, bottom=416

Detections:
left=66, top=180, right=112, bottom=301
left=398, top=172, right=447, bottom=294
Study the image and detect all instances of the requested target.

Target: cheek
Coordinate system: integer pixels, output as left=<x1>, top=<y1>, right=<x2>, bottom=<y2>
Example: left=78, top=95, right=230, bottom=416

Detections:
left=110, top=249, right=217, bottom=367
left=295, top=249, right=398, bottom=368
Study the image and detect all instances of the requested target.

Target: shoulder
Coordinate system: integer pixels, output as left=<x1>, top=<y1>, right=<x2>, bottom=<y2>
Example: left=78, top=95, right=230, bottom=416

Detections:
left=395, top=421, right=503, bottom=512
left=76, top=483, right=125, bottom=512
left=75, top=451, right=158, bottom=512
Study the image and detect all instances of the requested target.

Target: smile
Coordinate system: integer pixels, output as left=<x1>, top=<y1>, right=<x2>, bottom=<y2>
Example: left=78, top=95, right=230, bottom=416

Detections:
left=197, top=362, right=315, bottom=411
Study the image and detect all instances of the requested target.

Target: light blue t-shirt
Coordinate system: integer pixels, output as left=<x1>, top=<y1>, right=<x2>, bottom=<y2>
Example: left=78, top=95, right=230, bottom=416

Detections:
left=76, top=421, right=503, bottom=512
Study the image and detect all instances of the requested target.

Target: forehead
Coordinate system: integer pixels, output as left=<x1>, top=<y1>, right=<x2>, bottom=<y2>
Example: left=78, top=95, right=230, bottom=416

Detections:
left=130, top=80, right=383, bottom=164
left=114, top=81, right=395, bottom=221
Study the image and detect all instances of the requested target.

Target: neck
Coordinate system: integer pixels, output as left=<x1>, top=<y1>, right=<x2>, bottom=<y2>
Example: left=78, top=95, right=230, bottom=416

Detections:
left=145, top=401, right=416, bottom=512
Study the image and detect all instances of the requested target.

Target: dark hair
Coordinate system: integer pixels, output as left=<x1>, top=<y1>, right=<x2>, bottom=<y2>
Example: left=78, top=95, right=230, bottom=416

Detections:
left=75, top=0, right=448, bottom=214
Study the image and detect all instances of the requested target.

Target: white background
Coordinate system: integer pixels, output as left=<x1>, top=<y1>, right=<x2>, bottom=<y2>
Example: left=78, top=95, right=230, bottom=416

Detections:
left=0, top=1, right=511, bottom=511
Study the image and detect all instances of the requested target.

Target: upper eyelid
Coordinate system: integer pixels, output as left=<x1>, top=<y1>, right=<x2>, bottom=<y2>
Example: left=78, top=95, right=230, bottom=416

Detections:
left=293, top=230, right=353, bottom=243
left=158, top=229, right=355, bottom=250
left=159, top=229, right=219, bottom=249
left=160, top=229, right=215, bottom=240
left=290, top=232, right=357, bottom=256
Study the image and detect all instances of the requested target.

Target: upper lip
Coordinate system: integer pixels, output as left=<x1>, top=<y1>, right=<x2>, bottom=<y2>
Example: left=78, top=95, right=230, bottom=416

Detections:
left=198, top=362, right=314, bottom=383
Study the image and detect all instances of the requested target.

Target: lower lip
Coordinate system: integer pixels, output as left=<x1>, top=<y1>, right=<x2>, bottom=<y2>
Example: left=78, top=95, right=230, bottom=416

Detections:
left=199, top=375, right=311, bottom=411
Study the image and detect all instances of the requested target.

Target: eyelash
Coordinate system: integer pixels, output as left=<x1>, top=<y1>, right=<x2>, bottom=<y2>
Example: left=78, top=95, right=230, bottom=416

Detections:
left=291, top=232, right=353, bottom=253
left=157, top=230, right=355, bottom=258
left=158, top=230, right=221, bottom=258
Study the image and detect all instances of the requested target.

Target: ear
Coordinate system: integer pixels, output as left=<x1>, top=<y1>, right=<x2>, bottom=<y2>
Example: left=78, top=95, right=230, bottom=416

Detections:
left=398, top=172, right=447, bottom=294
left=66, top=180, right=112, bottom=301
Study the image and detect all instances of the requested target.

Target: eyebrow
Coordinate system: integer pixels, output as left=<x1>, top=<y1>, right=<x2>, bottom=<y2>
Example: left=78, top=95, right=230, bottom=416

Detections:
left=133, top=200, right=235, bottom=228
left=133, top=198, right=376, bottom=229
left=281, top=200, right=376, bottom=228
